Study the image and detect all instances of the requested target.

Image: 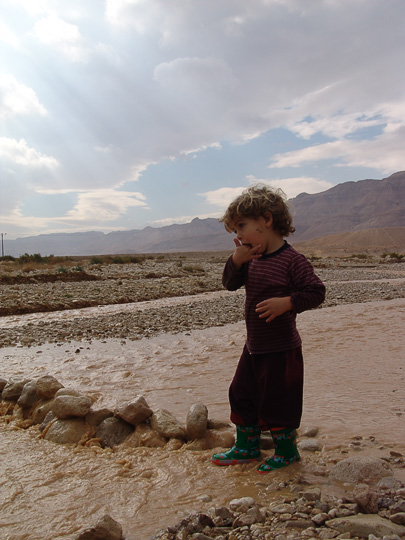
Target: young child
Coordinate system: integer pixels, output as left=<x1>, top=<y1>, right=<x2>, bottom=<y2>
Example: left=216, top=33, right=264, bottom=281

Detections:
left=212, top=184, right=325, bottom=473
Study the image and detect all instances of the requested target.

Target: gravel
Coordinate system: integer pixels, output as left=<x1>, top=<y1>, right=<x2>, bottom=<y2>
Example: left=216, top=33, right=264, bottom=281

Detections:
left=1, top=256, right=404, bottom=348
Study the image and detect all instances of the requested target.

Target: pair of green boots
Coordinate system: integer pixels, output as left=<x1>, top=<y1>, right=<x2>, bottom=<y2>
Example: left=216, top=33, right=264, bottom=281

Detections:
left=211, top=425, right=300, bottom=473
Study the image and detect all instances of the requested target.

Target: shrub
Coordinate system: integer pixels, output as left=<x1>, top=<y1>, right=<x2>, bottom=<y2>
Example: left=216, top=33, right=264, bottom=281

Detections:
left=90, top=256, right=104, bottom=265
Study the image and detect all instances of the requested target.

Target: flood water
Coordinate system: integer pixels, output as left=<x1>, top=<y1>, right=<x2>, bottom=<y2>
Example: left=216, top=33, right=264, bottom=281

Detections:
left=1, top=298, right=404, bottom=539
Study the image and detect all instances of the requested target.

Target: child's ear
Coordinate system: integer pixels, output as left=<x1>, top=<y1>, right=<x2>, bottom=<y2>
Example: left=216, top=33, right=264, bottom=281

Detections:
left=264, top=212, right=273, bottom=228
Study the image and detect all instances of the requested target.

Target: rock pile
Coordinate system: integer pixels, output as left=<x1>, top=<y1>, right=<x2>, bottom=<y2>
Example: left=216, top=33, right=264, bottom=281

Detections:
left=0, top=374, right=235, bottom=450
left=153, top=483, right=405, bottom=540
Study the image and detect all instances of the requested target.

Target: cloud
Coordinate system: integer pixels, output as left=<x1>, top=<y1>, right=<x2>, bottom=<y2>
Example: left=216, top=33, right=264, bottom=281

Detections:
left=200, top=187, right=246, bottom=210
left=33, top=14, right=90, bottom=62
left=269, top=126, right=405, bottom=174
left=65, top=189, right=147, bottom=221
left=0, top=75, right=47, bottom=119
left=0, top=137, right=59, bottom=168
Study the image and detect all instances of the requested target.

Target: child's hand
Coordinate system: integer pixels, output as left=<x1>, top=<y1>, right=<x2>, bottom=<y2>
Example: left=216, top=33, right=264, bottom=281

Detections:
left=255, top=297, right=293, bottom=322
left=232, top=238, right=262, bottom=269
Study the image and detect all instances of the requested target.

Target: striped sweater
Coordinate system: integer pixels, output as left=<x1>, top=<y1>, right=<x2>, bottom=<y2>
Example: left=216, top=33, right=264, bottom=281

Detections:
left=223, top=242, right=326, bottom=353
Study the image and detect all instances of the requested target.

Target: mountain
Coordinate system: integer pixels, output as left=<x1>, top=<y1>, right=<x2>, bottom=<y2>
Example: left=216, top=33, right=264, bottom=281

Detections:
left=4, top=171, right=405, bottom=257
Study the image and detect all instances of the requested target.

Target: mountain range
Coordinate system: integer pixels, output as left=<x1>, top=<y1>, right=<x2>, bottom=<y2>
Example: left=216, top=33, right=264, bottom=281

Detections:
left=4, top=171, right=405, bottom=257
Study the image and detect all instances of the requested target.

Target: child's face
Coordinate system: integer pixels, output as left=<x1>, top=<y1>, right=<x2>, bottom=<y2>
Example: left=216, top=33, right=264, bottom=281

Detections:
left=231, top=216, right=273, bottom=252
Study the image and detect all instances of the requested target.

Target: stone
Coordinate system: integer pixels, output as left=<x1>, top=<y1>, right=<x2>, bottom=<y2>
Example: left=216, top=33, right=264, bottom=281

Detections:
left=55, top=388, right=82, bottom=397
left=116, top=395, right=153, bottom=426
left=85, top=408, right=114, bottom=426
left=329, top=456, right=393, bottom=483
left=95, top=417, right=133, bottom=448
left=390, top=513, right=405, bottom=526
left=124, top=424, right=166, bottom=448
left=352, top=483, right=379, bottom=514
left=44, top=418, right=90, bottom=444
left=298, top=438, right=322, bottom=452
left=35, top=375, right=64, bottom=399
left=75, top=514, right=123, bottom=540
left=301, top=488, right=322, bottom=501
left=150, top=408, right=186, bottom=440
left=186, top=403, right=208, bottom=439
left=326, top=514, right=405, bottom=538
left=39, top=411, right=56, bottom=432
left=31, top=400, right=54, bottom=424
left=229, top=497, right=257, bottom=511
left=2, top=379, right=30, bottom=401
left=0, top=378, right=8, bottom=394
left=202, top=429, right=234, bottom=450
left=17, top=380, right=40, bottom=409
left=312, top=513, right=329, bottom=526
left=301, top=426, right=319, bottom=437
left=52, top=395, right=93, bottom=419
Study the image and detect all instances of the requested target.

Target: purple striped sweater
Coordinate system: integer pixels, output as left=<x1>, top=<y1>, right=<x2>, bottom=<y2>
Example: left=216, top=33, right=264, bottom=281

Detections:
left=223, top=242, right=326, bottom=353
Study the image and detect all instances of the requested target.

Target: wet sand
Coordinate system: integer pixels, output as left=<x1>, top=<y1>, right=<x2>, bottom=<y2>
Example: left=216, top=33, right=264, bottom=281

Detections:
left=1, top=298, right=404, bottom=539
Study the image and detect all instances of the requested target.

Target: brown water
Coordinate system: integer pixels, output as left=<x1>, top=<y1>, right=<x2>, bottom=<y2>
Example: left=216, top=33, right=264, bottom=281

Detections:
left=1, top=298, right=405, bottom=539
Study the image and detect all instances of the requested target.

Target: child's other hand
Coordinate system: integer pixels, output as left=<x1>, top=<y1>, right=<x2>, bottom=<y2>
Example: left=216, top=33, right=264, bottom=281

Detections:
left=232, top=238, right=262, bottom=268
left=255, top=297, right=293, bottom=322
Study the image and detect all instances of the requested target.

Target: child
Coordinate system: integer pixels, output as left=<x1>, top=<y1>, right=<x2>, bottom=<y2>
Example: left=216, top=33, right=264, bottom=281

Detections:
left=212, top=184, right=325, bottom=473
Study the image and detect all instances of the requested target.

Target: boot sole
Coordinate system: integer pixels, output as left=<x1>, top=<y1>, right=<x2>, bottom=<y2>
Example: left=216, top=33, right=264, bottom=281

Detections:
left=211, top=456, right=262, bottom=466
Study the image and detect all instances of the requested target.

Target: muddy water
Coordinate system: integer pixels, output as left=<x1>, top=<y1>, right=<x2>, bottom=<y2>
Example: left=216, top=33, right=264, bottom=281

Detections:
left=1, top=298, right=405, bottom=539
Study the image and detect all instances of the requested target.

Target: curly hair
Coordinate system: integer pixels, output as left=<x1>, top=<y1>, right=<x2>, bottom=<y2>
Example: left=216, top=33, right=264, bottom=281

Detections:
left=220, top=184, right=295, bottom=237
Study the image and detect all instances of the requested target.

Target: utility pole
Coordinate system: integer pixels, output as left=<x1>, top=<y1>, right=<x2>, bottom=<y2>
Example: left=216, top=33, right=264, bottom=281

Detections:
left=1, top=232, right=6, bottom=257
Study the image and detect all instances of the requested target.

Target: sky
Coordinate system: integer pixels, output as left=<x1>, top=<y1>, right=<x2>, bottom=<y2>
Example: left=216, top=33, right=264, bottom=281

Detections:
left=1, top=0, right=404, bottom=240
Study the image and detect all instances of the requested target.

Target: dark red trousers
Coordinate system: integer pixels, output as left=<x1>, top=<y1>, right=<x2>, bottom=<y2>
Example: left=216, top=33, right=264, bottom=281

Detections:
left=229, top=344, right=303, bottom=430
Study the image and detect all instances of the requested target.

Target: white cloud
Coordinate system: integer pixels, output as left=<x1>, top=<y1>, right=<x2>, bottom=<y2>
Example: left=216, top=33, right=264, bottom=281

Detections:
left=0, top=19, right=20, bottom=48
left=200, top=187, right=246, bottom=209
left=269, top=126, right=405, bottom=174
left=33, top=14, right=90, bottom=62
left=65, top=190, right=147, bottom=221
left=0, top=75, right=47, bottom=119
left=0, top=137, right=59, bottom=168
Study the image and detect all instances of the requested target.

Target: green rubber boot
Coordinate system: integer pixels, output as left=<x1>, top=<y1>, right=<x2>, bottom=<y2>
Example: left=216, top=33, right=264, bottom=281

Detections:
left=212, top=425, right=261, bottom=466
left=257, top=428, right=300, bottom=473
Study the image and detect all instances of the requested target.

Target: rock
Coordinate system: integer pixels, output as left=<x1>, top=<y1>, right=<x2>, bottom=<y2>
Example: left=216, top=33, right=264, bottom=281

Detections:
left=85, top=408, right=114, bottom=426
left=55, top=388, right=82, bottom=397
left=2, top=378, right=30, bottom=401
left=124, top=424, right=166, bottom=448
left=95, top=417, right=133, bottom=448
left=52, top=395, right=93, bottom=419
left=35, top=375, right=64, bottom=399
left=75, top=514, right=123, bottom=540
left=233, top=506, right=264, bottom=528
left=202, top=428, right=235, bottom=450
left=0, top=378, right=7, bottom=394
left=390, top=513, right=405, bottom=525
left=209, top=506, right=234, bottom=526
left=299, top=488, right=322, bottom=501
left=17, top=380, right=40, bottom=409
left=31, top=400, right=54, bottom=424
left=229, top=497, right=257, bottom=511
left=326, top=514, right=405, bottom=538
left=186, top=403, right=208, bottom=439
left=329, top=456, right=393, bottom=483
left=116, top=395, right=153, bottom=426
left=312, top=512, right=329, bottom=525
left=352, top=483, right=379, bottom=513
left=44, top=418, right=90, bottom=444
left=39, top=411, right=56, bottom=432
left=150, top=408, right=186, bottom=440
left=298, top=438, right=322, bottom=452
left=301, top=426, right=319, bottom=437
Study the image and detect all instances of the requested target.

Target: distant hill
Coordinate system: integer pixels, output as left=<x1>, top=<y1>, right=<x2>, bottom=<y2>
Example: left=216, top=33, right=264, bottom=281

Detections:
left=4, top=171, right=405, bottom=257
left=292, top=227, right=405, bottom=257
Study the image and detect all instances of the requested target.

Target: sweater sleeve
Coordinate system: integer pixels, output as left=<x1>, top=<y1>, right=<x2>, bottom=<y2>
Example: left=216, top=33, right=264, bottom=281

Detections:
left=222, top=255, right=247, bottom=291
left=289, top=255, right=326, bottom=314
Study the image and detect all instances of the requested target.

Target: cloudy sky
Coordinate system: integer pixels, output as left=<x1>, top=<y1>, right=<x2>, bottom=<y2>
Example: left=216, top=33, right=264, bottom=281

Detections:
left=1, top=0, right=404, bottom=240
